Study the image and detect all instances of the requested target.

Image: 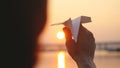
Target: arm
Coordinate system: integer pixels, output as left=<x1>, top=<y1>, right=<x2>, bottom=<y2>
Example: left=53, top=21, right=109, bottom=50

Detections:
left=63, top=24, right=96, bottom=68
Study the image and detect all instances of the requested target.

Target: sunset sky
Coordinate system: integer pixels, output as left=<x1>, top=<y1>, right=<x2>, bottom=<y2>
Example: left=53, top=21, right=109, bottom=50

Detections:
left=39, top=0, right=120, bottom=44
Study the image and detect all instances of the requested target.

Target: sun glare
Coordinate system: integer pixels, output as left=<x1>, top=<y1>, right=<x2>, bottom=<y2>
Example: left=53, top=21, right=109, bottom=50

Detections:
left=57, top=31, right=65, bottom=39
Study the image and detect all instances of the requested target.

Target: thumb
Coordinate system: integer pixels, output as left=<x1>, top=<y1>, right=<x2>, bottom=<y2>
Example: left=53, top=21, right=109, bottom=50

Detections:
left=63, top=27, right=72, bottom=41
left=63, top=27, right=76, bottom=57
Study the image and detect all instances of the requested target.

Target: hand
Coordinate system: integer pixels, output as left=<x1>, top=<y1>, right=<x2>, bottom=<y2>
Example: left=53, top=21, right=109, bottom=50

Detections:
left=63, top=24, right=96, bottom=68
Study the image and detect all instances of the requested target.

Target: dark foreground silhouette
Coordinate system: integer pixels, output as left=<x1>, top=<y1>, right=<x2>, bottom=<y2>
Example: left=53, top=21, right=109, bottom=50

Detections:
left=1, top=0, right=47, bottom=68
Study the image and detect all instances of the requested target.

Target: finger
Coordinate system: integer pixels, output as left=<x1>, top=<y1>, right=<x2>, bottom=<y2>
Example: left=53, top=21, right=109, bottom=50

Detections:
left=63, top=27, right=72, bottom=41
left=77, top=24, right=93, bottom=45
left=79, top=24, right=87, bottom=33
left=63, top=27, right=75, bottom=56
left=77, top=24, right=86, bottom=43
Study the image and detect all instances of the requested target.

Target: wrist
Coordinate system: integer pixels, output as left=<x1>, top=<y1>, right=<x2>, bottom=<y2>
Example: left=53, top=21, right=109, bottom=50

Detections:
left=76, top=58, right=96, bottom=68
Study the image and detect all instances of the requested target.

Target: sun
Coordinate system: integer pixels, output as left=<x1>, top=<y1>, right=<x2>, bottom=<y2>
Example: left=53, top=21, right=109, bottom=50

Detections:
left=57, top=31, right=65, bottom=39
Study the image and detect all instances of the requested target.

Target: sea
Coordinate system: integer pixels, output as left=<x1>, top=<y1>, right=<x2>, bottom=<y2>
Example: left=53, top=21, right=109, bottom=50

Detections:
left=35, top=50, right=120, bottom=68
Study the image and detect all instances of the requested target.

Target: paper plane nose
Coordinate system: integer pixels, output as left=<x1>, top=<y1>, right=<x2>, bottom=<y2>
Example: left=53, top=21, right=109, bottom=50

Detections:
left=51, top=23, right=64, bottom=26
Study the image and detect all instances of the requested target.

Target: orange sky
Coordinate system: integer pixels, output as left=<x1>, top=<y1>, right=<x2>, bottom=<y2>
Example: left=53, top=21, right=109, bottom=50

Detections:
left=39, top=0, right=120, bottom=44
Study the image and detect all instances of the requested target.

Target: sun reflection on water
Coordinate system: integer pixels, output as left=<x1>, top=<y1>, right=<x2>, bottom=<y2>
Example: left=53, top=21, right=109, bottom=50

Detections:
left=57, top=51, right=66, bottom=68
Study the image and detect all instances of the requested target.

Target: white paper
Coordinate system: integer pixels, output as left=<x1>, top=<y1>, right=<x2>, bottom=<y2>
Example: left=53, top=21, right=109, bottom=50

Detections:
left=71, top=17, right=81, bottom=42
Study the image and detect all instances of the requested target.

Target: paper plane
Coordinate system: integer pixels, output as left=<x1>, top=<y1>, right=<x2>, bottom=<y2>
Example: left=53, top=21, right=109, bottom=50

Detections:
left=51, top=16, right=91, bottom=42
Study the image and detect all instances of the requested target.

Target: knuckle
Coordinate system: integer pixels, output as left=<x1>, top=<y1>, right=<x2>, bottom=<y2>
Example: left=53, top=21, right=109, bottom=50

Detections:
left=87, top=30, right=93, bottom=36
left=89, top=31, right=93, bottom=36
left=87, top=31, right=95, bottom=41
